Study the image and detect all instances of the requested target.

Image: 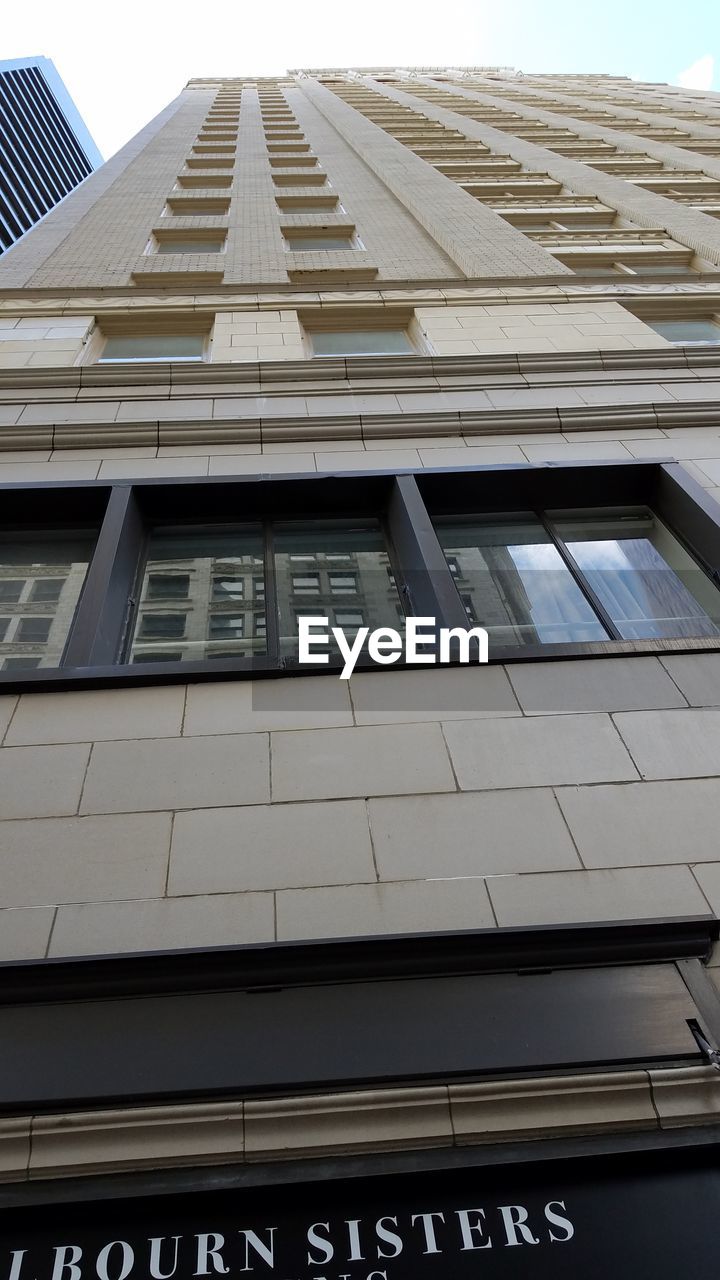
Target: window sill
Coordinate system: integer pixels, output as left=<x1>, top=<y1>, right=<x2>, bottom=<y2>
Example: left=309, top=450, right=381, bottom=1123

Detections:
left=3, top=636, right=720, bottom=694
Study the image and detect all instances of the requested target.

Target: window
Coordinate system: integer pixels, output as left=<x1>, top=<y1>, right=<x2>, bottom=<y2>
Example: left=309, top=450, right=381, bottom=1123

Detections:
left=2, top=463, right=720, bottom=687
left=310, top=330, right=414, bottom=357
left=275, top=200, right=340, bottom=213
left=436, top=508, right=720, bottom=648
left=0, top=531, right=95, bottom=670
left=29, top=579, right=64, bottom=603
left=291, top=574, right=321, bottom=595
left=153, top=237, right=226, bottom=255
left=329, top=573, right=358, bottom=595
left=554, top=510, right=720, bottom=640
left=212, top=575, right=245, bottom=600
left=0, top=580, right=24, bottom=603
left=208, top=615, right=245, bottom=640
left=16, top=617, right=52, bottom=643
left=284, top=234, right=356, bottom=251
left=147, top=573, right=190, bottom=600
left=646, top=318, right=720, bottom=345
left=130, top=530, right=264, bottom=663
left=334, top=610, right=365, bottom=630
left=138, top=614, right=187, bottom=640
left=274, top=522, right=403, bottom=656
left=98, top=334, right=206, bottom=363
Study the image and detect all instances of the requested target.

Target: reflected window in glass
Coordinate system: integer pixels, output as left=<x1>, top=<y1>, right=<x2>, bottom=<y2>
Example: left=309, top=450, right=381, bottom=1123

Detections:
left=274, top=522, right=404, bottom=656
left=129, top=529, right=265, bottom=662
left=0, top=532, right=95, bottom=670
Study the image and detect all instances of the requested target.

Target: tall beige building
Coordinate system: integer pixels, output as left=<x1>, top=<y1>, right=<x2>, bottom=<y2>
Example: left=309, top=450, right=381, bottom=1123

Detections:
left=3, top=68, right=720, bottom=1274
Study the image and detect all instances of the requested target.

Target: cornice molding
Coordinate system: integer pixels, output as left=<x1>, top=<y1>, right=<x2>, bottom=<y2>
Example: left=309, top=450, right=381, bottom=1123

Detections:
left=0, top=345, right=717, bottom=398
left=2, top=1067, right=718, bottom=1185
left=3, top=281, right=720, bottom=310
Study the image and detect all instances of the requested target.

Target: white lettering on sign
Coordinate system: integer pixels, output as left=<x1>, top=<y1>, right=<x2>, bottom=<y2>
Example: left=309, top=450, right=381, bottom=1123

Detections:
left=4, top=1199, right=575, bottom=1278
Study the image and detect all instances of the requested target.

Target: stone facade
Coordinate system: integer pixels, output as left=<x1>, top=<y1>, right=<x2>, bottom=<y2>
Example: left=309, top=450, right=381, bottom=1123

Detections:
left=2, top=66, right=720, bottom=1191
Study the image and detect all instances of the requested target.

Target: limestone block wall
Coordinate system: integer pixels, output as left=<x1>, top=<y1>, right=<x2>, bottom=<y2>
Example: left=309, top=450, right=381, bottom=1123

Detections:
left=1, top=649, right=720, bottom=963
left=1, top=380, right=720, bottom=964
left=0, top=315, right=93, bottom=368
left=416, top=300, right=670, bottom=355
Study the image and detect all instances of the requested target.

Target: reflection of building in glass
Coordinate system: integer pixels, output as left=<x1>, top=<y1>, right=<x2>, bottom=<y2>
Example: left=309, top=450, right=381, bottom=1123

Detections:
left=275, top=523, right=404, bottom=655
left=439, top=523, right=607, bottom=646
left=131, top=541, right=266, bottom=662
left=130, top=524, right=406, bottom=663
left=0, top=538, right=93, bottom=668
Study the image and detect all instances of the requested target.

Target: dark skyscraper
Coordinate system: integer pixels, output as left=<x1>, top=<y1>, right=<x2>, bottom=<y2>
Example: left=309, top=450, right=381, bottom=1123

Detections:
left=0, top=55, right=101, bottom=254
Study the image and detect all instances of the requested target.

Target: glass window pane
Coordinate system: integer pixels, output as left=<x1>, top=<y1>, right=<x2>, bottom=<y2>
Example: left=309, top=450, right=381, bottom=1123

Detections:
left=649, top=318, right=720, bottom=344
left=212, top=575, right=245, bottom=600
left=0, top=532, right=95, bottom=670
left=129, top=529, right=265, bottom=663
left=138, top=613, right=187, bottom=640
left=311, top=330, right=413, bottom=356
left=0, top=580, right=24, bottom=603
left=156, top=239, right=224, bottom=254
left=100, top=335, right=205, bottom=362
left=553, top=508, right=720, bottom=640
left=274, top=522, right=405, bottom=657
left=30, top=579, right=63, bottom=603
left=147, top=573, right=190, bottom=600
left=286, top=235, right=354, bottom=250
left=436, top=517, right=608, bottom=648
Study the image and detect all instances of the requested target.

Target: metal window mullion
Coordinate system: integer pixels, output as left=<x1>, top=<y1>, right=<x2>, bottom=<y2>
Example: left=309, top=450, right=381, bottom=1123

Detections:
left=62, top=485, right=146, bottom=668
left=539, top=509, right=624, bottom=641
left=387, top=474, right=470, bottom=630
left=262, top=520, right=281, bottom=667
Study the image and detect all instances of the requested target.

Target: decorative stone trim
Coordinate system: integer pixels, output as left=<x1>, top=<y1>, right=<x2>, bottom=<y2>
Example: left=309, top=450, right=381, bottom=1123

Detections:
left=244, top=1087, right=452, bottom=1161
left=1, top=396, right=720, bottom=453
left=29, top=1103, right=244, bottom=1182
left=0, top=1068, right=716, bottom=1185
left=650, top=1065, right=720, bottom=1126
left=0, top=1118, right=30, bottom=1182
left=449, top=1072, right=656, bottom=1144
left=0, top=344, right=713, bottom=398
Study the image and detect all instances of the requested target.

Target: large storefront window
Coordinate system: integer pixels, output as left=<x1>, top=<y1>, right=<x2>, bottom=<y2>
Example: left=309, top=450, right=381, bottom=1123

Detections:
left=0, top=460, right=719, bottom=687
left=436, top=507, right=720, bottom=650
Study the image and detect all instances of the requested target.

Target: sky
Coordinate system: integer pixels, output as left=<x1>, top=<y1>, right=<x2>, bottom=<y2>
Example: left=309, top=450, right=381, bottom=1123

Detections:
left=3, top=0, right=719, bottom=161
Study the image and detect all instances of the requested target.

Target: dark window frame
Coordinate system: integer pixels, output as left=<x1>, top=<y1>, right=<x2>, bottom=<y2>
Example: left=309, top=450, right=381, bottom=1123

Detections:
left=0, top=459, right=718, bottom=691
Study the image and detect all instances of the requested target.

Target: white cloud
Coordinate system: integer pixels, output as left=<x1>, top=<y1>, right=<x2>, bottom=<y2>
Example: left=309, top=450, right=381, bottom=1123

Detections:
left=676, top=55, right=714, bottom=90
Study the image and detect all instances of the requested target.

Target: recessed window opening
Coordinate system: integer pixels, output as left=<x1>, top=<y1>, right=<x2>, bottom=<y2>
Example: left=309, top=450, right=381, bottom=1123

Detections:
left=98, top=333, right=207, bottom=363
left=645, top=317, right=720, bottom=345
left=310, top=329, right=414, bottom=357
left=436, top=507, right=720, bottom=650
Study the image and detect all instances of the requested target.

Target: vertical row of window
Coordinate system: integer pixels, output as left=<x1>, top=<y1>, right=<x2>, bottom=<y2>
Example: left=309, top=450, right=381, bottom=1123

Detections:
left=324, top=77, right=713, bottom=276
left=150, top=86, right=241, bottom=259
left=260, top=84, right=363, bottom=254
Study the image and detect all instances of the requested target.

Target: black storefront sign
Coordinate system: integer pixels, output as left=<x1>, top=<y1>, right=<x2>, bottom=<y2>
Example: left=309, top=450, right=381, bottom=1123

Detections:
left=3, top=1149, right=720, bottom=1280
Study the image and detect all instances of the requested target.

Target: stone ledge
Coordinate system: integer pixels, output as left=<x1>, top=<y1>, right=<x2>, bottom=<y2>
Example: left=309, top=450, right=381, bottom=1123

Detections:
left=2, top=398, right=720, bottom=454
left=450, top=1072, right=656, bottom=1143
left=28, top=1102, right=245, bottom=1181
left=650, top=1065, right=720, bottom=1126
left=244, top=1087, right=452, bottom=1161
left=0, top=1118, right=30, bottom=1183
left=1, top=1067, right=717, bottom=1184
left=0, top=345, right=714, bottom=398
